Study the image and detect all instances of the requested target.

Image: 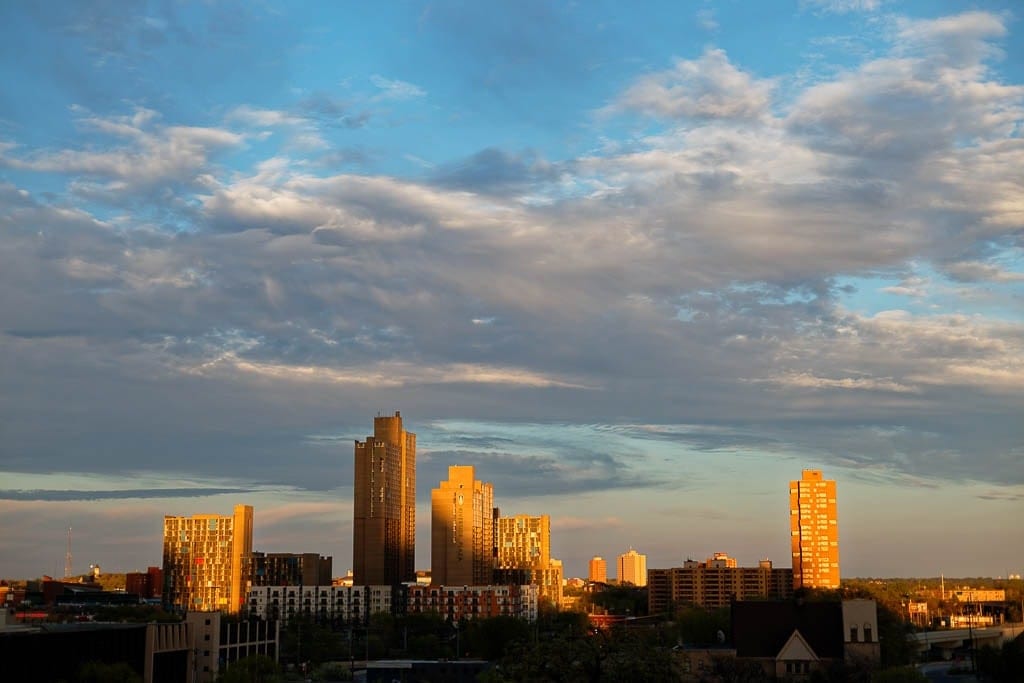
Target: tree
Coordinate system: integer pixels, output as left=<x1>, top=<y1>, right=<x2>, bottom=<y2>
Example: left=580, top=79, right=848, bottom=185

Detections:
left=216, top=655, right=281, bottom=683
left=76, top=661, right=143, bottom=683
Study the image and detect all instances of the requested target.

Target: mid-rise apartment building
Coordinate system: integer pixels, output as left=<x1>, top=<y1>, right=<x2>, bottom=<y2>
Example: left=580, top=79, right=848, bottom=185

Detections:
left=589, top=556, right=607, bottom=584
left=247, top=585, right=396, bottom=624
left=648, top=556, right=793, bottom=613
left=494, top=514, right=562, bottom=607
left=406, top=584, right=538, bottom=621
left=247, top=552, right=332, bottom=587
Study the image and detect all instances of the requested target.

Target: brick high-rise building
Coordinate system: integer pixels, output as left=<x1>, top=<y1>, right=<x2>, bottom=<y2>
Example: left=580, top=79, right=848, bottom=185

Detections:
left=589, top=556, right=608, bottom=584
left=431, top=465, right=494, bottom=586
left=162, top=504, right=253, bottom=613
left=790, top=469, right=840, bottom=589
left=617, top=548, right=647, bottom=587
left=353, top=412, right=416, bottom=585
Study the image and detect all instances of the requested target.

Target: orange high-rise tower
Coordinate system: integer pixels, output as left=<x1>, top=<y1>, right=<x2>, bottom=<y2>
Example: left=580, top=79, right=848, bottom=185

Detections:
left=789, top=469, right=839, bottom=589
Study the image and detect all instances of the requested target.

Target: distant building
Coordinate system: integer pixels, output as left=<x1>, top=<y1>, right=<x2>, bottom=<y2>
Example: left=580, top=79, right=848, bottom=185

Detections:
left=431, top=465, right=495, bottom=586
left=952, top=589, right=1005, bottom=603
left=162, top=504, right=253, bottom=613
left=494, top=514, right=562, bottom=607
left=125, top=567, right=163, bottom=600
left=648, top=557, right=793, bottom=613
left=353, top=412, right=416, bottom=585
left=617, top=548, right=647, bottom=587
left=247, top=552, right=332, bottom=587
left=790, top=469, right=840, bottom=589
left=589, top=556, right=608, bottom=584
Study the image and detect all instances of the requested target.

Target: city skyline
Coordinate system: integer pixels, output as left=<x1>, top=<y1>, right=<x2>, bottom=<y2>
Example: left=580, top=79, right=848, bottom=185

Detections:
left=1, top=1, right=1023, bottom=581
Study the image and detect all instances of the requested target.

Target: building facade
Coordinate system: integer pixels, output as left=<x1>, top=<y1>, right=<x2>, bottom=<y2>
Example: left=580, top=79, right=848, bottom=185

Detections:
left=406, top=584, right=538, bottom=621
left=125, top=566, right=163, bottom=600
left=162, top=504, right=253, bottom=613
left=617, top=548, right=647, bottom=587
left=247, top=552, right=332, bottom=587
left=647, top=557, right=793, bottom=613
left=353, top=412, right=416, bottom=585
left=494, top=514, right=563, bottom=607
left=431, top=465, right=494, bottom=586
left=790, top=469, right=840, bottom=589
left=247, top=585, right=396, bottom=624
left=589, top=556, right=607, bottom=584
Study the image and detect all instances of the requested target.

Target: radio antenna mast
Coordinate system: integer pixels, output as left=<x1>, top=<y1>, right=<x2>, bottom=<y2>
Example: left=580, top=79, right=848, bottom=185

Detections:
left=65, top=525, right=73, bottom=578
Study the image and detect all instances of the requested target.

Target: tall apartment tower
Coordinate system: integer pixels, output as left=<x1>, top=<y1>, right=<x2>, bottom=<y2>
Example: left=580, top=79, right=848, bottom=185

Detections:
left=495, top=514, right=563, bottom=607
left=617, top=548, right=648, bottom=587
left=589, top=556, right=607, bottom=584
left=353, top=412, right=416, bottom=585
left=790, top=469, right=840, bottom=589
left=162, top=504, right=253, bottom=613
left=431, top=465, right=494, bottom=586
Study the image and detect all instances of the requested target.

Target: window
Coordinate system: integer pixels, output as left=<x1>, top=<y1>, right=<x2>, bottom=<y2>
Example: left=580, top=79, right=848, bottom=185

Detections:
left=864, top=623, right=873, bottom=643
left=850, top=626, right=858, bottom=642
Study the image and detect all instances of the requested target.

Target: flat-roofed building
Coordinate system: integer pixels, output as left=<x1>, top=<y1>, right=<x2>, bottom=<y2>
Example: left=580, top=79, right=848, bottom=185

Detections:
left=163, top=504, right=253, bottom=614
left=648, top=557, right=793, bottom=613
left=353, top=412, right=416, bottom=586
left=790, top=469, right=839, bottom=589
left=431, top=465, right=494, bottom=586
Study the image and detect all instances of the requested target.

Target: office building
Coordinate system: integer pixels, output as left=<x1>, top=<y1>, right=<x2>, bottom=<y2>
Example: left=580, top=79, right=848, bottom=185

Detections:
left=589, top=556, right=607, bottom=584
left=247, top=552, right=332, bottom=587
left=647, top=556, right=793, bottom=612
left=353, top=412, right=416, bottom=585
left=431, top=465, right=494, bottom=586
left=163, top=504, right=253, bottom=613
left=790, top=469, right=840, bottom=589
left=617, top=548, right=647, bottom=587
left=494, top=514, right=562, bottom=607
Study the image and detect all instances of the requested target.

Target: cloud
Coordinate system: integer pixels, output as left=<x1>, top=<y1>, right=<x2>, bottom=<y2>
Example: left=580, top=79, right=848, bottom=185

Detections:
left=612, top=48, right=774, bottom=120
left=0, top=488, right=256, bottom=502
left=370, top=75, right=426, bottom=100
left=801, top=0, right=882, bottom=13
left=430, top=147, right=561, bottom=195
left=0, top=107, right=243, bottom=202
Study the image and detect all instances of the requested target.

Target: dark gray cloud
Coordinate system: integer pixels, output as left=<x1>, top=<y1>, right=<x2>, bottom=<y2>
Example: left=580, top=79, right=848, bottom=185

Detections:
left=0, top=488, right=256, bottom=502
left=430, top=147, right=561, bottom=195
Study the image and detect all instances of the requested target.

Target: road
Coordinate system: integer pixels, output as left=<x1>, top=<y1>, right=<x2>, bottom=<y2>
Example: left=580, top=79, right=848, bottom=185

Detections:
left=918, top=661, right=979, bottom=683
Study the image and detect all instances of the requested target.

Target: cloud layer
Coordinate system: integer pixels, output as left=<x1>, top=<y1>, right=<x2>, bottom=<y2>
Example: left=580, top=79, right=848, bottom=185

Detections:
left=0, top=5, right=1022, bottom=576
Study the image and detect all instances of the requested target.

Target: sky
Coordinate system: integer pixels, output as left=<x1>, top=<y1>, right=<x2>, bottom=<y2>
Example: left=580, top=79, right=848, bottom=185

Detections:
left=0, top=0, right=1022, bottom=582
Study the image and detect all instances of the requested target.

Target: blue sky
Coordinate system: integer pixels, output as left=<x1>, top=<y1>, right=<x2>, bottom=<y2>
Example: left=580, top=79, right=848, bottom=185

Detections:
left=1, top=0, right=1022, bottom=581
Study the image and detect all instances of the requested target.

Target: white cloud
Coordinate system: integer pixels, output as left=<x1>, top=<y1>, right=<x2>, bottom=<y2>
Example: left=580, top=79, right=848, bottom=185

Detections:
left=370, top=75, right=426, bottom=100
left=612, top=48, right=773, bottom=120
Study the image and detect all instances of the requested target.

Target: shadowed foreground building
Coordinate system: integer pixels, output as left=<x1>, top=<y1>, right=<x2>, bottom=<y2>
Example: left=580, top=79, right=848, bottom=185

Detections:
left=790, top=469, right=840, bottom=589
left=431, top=465, right=494, bottom=586
left=648, top=554, right=793, bottom=613
left=162, top=504, right=253, bottom=613
left=353, top=412, right=416, bottom=585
